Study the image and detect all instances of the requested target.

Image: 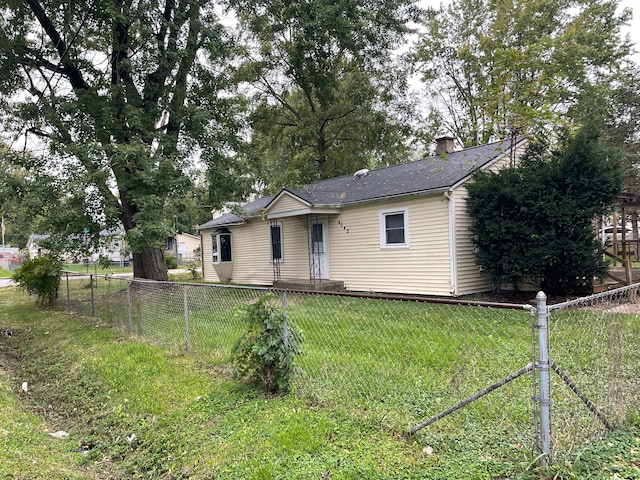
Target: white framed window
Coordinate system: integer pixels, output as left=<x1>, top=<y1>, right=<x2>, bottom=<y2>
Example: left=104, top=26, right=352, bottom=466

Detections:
left=379, top=207, right=409, bottom=248
left=211, top=229, right=232, bottom=263
left=270, top=223, right=283, bottom=261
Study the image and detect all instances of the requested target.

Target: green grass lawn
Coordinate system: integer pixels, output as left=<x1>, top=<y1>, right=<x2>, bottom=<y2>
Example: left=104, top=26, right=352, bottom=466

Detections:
left=0, top=269, right=12, bottom=278
left=5, top=282, right=640, bottom=478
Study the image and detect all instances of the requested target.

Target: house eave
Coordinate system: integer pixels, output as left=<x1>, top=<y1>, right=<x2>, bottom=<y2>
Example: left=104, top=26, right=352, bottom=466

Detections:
left=266, top=207, right=341, bottom=219
left=196, top=220, right=246, bottom=231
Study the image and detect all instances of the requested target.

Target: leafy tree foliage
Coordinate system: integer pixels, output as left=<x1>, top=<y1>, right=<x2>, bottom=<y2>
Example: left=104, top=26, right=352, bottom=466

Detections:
left=604, top=63, right=640, bottom=194
left=466, top=127, right=622, bottom=295
left=232, top=0, right=421, bottom=189
left=0, top=0, right=244, bottom=279
left=413, top=0, right=631, bottom=147
left=12, top=255, right=62, bottom=305
left=0, top=146, right=60, bottom=248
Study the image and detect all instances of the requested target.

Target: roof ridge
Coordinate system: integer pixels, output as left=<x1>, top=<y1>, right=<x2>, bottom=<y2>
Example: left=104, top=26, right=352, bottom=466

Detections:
left=300, top=135, right=521, bottom=192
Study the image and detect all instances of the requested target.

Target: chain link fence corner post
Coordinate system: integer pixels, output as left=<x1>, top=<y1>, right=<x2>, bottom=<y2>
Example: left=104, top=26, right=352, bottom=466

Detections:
left=536, top=291, right=551, bottom=468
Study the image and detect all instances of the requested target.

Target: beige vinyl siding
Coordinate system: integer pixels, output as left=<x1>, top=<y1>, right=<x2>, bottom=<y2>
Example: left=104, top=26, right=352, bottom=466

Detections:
left=200, top=228, right=221, bottom=283
left=453, top=145, right=527, bottom=295
left=200, top=216, right=312, bottom=285
left=224, top=220, right=272, bottom=284
left=178, top=234, right=200, bottom=257
left=267, top=194, right=309, bottom=215
left=452, top=186, right=493, bottom=295
left=329, top=195, right=452, bottom=296
left=484, top=143, right=527, bottom=173
left=266, top=216, right=310, bottom=281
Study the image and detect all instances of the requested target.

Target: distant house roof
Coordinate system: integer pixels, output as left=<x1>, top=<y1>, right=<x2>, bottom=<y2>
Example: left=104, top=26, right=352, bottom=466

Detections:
left=198, top=136, right=526, bottom=229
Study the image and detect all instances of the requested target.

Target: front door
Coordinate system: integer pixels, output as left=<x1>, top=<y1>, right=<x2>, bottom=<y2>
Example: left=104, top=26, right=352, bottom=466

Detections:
left=310, top=219, right=329, bottom=280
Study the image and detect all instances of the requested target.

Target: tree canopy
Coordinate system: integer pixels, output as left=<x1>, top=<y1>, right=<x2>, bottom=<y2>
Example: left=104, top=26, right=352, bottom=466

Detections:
left=466, top=126, right=623, bottom=295
left=413, top=0, right=631, bottom=147
left=232, top=0, right=421, bottom=189
left=0, top=0, right=244, bottom=279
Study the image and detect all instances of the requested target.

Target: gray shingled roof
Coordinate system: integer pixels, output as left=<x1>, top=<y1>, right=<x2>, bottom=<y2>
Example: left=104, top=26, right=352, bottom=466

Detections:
left=197, top=194, right=276, bottom=229
left=198, top=137, right=525, bottom=229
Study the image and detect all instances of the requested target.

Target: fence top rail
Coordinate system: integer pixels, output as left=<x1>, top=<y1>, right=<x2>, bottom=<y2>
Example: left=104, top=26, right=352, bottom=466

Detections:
left=270, top=287, right=533, bottom=310
left=131, top=277, right=272, bottom=292
left=61, top=270, right=130, bottom=279
left=548, top=282, right=640, bottom=312
left=60, top=269, right=534, bottom=310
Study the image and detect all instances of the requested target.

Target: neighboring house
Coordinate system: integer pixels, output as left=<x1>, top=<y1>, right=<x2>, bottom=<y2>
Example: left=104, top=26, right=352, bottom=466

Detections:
left=26, top=228, right=130, bottom=264
left=196, top=136, right=528, bottom=297
left=164, top=233, right=200, bottom=264
left=26, top=234, right=50, bottom=259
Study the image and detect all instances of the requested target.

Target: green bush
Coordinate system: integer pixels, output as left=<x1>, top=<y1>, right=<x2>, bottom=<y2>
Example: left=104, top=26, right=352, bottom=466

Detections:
left=165, top=254, right=178, bottom=269
left=184, top=259, right=200, bottom=279
left=232, top=294, right=303, bottom=393
left=12, top=256, right=63, bottom=305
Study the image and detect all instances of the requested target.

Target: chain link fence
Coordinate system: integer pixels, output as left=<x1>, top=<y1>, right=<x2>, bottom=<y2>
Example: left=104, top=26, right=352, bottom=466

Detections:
left=547, top=285, right=640, bottom=459
left=58, top=271, right=640, bottom=465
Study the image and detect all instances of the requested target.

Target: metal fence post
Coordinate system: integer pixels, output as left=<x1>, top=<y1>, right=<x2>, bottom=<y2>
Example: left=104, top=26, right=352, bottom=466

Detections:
left=90, top=274, right=95, bottom=317
left=183, top=284, right=190, bottom=352
left=536, top=291, right=551, bottom=467
left=281, top=290, right=288, bottom=347
left=66, top=272, right=70, bottom=312
left=126, top=280, right=132, bottom=332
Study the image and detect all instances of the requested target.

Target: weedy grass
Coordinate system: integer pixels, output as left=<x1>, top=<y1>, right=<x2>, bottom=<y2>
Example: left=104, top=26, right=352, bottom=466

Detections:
left=0, top=269, right=13, bottom=278
left=2, top=285, right=639, bottom=478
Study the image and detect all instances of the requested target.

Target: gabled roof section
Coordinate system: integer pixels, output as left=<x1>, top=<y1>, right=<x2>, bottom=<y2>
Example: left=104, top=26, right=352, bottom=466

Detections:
left=264, top=189, right=312, bottom=212
left=196, top=195, right=275, bottom=230
left=196, top=136, right=526, bottom=229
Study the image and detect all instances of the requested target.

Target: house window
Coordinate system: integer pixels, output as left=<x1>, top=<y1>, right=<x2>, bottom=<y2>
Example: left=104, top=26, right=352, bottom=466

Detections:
left=380, top=208, right=409, bottom=248
left=311, top=223, right=324, bottom=253
left=270, top=223, right=283, bottom=261
left=211, top=228, right=232, bottom=263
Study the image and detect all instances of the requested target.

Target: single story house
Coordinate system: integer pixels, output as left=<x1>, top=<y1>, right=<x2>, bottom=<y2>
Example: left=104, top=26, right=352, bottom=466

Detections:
left=164, top=233, right=201, bottom=264
left=197, top=136, right=527, bottom=296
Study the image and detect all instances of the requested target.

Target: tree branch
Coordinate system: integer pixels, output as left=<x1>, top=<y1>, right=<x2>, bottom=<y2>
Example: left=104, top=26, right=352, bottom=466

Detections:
left=25, top=0, right=89, bottom=91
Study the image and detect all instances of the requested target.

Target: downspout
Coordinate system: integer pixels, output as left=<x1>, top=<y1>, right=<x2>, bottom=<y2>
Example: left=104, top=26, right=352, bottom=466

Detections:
left=199, top=231, right=205, bottom=280
left=445, top=189, right=457, bottom=295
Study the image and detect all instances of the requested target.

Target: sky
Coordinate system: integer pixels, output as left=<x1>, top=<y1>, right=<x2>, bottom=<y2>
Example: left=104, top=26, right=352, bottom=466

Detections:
left=419, top=0, right=639, bottom=59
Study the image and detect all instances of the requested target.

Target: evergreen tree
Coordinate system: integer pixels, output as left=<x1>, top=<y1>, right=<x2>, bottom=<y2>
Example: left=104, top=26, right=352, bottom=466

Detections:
left=466, top=126, right=622, bottom=295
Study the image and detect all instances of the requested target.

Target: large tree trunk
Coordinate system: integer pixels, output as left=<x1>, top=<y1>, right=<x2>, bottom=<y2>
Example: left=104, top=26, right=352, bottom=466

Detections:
left=120, top=189, right=169, bottom=281
left=133, top=248, right=169, bottom=281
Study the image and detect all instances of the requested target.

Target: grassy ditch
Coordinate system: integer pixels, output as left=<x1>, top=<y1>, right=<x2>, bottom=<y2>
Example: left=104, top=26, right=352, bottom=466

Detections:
left=1, top=286, right=640, bottom=479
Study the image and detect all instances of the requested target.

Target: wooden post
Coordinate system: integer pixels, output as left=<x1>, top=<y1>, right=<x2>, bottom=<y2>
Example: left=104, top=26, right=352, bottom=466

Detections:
left=613, top=211, right=618, bottom=264
left=622, top=207, right=627, bottom=260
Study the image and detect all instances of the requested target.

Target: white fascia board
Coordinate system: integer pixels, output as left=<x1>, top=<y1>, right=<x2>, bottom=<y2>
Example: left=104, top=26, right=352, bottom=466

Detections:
left=196, top=221, right=245, bottom=231
left=264, top=189, right=312, bottom=212
left=266, top=207, right=341, bottom=219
